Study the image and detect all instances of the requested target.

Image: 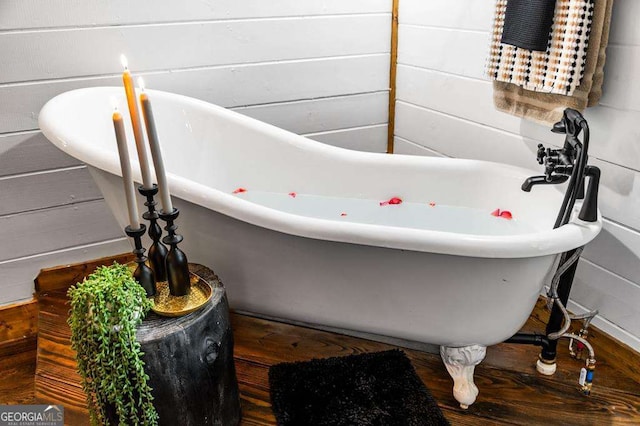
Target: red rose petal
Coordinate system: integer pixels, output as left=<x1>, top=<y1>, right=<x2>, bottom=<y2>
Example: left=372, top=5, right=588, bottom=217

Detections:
left=381, top=197, right=402, bottom=206
left=491, top=208, right=501, bottom=217
left=429, top=202, right=436, bottom=207
left=233, top=187, right=247, bottom=194
left=289, top=192, right=297, bottom=198
left=499, top=210, right=513, bottom=220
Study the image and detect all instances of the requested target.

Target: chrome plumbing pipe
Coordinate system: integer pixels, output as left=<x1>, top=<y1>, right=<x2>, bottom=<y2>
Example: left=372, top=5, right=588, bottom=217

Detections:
left=546, top=247, right=583, bottom=340
left=546, top=247, right=598, bottom=342
left=560, top=333, right=595, bottom=361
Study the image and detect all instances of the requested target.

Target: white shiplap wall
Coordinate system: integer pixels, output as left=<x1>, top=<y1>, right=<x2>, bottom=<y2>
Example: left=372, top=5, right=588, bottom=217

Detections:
left=0, top=0, right=391, bottom=305
left=395, top=0, right=640, bottom=350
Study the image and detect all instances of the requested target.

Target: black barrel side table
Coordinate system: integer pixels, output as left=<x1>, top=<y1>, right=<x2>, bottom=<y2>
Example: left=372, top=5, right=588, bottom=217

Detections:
left=136, top=264, right=241, bottom=426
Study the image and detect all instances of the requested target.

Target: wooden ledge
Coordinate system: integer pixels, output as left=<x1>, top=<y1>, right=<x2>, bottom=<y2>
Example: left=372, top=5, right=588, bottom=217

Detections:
left=0, top=300, right=38, bottom=357
left=34, top=252, right=134, bottom=294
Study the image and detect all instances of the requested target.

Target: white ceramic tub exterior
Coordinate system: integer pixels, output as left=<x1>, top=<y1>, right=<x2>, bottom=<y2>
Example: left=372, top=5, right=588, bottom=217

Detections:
left=39, top=87, right=601, bottom=407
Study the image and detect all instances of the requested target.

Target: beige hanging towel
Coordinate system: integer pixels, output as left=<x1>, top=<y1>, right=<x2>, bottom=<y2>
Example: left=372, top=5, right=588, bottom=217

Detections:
left=487, top=0, right=614, bottom=125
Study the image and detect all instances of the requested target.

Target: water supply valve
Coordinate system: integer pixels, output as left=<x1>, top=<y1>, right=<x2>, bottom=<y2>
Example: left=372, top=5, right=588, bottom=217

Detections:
left=569, top=311, right=597, bottom=360
left=579, top=358, right=596, bottom=396
left=569, top=328, right=588, bottom=360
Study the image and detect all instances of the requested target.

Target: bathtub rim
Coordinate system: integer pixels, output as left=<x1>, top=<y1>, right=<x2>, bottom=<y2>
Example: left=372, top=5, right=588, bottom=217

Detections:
left=39, top=87, right=602, bottom=259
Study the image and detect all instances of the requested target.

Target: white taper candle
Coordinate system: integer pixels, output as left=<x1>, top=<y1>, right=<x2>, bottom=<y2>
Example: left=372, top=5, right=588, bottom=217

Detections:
left=138, top=78, right=174, bottom=213
left=120, top=54, right=153, bottom=189
left=112, top=108, right=141, bottom=229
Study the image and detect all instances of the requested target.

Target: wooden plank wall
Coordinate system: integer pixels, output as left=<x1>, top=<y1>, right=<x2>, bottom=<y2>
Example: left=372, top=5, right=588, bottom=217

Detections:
left=0, top=0, right=392, bottom=306
left=394, top=0, right=640, bottom=351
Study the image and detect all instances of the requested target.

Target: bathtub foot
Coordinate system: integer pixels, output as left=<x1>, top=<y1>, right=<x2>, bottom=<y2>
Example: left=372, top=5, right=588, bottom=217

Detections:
left=440, top=344, right=486, bottom=409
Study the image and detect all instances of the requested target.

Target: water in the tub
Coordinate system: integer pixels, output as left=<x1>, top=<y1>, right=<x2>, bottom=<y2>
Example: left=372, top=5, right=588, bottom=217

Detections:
left=233, top=190, right=536, bottom=236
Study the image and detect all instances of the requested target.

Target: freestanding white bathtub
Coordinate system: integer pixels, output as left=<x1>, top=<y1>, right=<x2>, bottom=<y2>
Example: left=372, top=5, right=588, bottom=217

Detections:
left=40, top=87, right=601, bottom=408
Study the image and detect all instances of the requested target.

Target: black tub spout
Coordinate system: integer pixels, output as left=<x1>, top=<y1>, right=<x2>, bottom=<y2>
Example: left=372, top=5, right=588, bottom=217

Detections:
left=521, top=174, right=569, bottom=192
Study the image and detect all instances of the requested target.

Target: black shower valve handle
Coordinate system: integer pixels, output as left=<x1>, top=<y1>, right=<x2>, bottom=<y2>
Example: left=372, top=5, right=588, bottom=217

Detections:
left=536, top=144, right=546, bottom=164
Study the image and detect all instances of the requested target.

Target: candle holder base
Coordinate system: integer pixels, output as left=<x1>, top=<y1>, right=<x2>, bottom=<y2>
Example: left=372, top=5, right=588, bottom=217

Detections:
left=125, top=224, right=156, bottom=297
left=151, top=272, right=212, bottom=317
left=138, top=184, right=168, bottom=282
left=159, top=208, right=190, bottom=297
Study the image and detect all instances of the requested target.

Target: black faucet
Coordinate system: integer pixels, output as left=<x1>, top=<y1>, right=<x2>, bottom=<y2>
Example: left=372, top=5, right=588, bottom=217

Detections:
left=522, top=108, right=600, bottom=225
left=521, top=171, right=569, bottom=192
left=511, top=109, right=602, bottom=388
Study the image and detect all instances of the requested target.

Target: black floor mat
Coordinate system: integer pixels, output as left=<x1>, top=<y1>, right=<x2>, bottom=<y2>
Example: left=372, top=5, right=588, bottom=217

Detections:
left=269, top=349, right=449, bottom=426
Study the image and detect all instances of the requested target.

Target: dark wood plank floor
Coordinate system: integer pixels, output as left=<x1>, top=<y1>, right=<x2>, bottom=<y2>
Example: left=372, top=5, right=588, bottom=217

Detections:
left=231, top=311, right=640, bottom=426
left=3, top=305, right=638, bottom=425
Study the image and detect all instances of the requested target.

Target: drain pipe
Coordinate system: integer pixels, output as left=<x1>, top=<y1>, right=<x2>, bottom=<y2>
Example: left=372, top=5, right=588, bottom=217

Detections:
left=505, top=333, right=551, bottom=351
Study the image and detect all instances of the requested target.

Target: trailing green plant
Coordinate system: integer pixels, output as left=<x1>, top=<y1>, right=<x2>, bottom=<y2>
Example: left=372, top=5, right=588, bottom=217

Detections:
left=68, top=263, right=158, bottom=426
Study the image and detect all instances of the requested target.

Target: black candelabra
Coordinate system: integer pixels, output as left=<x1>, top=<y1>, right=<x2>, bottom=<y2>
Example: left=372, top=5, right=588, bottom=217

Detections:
left=124, top=186, right=190, bottom=298
left=125, top=224, right=156, bottom=297
left=159, top=207, right=191, bottom=296
left=138, top=184, right=168, bottom=282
